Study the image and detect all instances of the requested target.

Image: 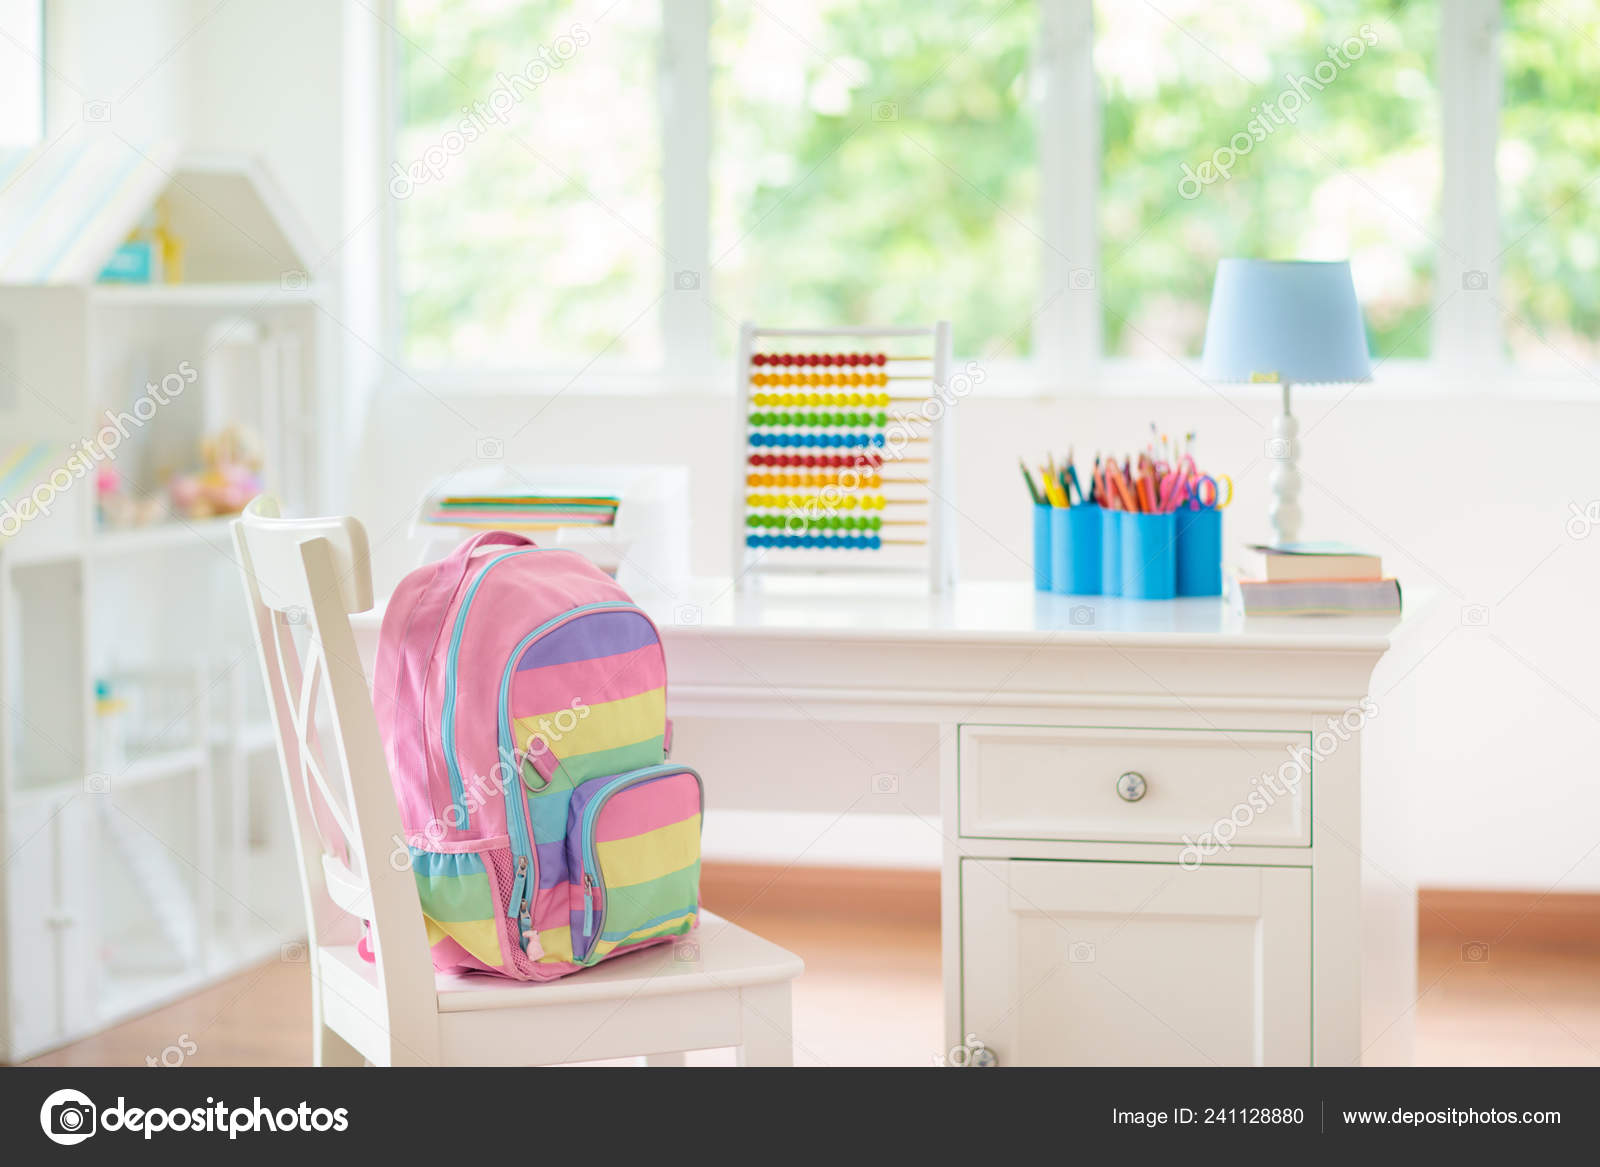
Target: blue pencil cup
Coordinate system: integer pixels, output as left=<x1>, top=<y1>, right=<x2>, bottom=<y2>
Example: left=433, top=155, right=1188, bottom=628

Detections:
left=1050, top=506, right=1102, bottom=595
left=1175, top=507, right=1223, bottom=597
left=1120, top=511, right=1177, bottom=600
left=1032, top=503, right=1052, bottom=591
left=1099, top=508, right=1123, bottom=596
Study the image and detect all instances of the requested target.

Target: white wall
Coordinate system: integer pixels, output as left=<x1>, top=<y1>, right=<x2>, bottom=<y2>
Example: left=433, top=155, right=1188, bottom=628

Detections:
left=46, top=0, right=1600, bottom=893
left=42, top=0, right=193, bottom=141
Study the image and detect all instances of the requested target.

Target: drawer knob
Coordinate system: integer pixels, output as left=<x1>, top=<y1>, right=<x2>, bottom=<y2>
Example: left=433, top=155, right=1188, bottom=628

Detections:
left=1115, top=771, right=1148, bottom=802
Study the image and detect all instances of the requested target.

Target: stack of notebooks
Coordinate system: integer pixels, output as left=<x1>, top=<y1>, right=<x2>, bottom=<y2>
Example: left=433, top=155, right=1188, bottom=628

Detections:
left=1233, top=543, right=1402, bottom=616
left=422, top=491, right=621, bottom=531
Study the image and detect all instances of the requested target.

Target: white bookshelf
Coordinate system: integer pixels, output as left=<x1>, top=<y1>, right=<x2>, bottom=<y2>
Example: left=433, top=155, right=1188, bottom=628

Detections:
left=0, top=149, right=324, bottom=1061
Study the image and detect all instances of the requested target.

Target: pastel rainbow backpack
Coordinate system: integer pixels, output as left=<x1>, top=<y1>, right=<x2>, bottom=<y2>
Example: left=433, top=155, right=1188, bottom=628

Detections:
left=373, top=531, right=701, bottom=980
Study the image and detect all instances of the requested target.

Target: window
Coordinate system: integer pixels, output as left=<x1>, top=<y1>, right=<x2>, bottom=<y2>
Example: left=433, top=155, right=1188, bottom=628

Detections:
left=710, top=0, right=1040, bottom=357
left=1499, top=0, right=1600, bottom=367
left=389, top=1, right=1599, bottom=384
left=394, top=0, right=662, bottom=368
left=1097, top=0, right=1438, bottom=360
left=0, top=1, right=44, bottom=150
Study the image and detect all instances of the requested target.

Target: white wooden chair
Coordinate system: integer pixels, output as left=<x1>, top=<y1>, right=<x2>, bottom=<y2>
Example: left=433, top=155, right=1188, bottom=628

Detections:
left=232, top=497, right=803, bottom=1066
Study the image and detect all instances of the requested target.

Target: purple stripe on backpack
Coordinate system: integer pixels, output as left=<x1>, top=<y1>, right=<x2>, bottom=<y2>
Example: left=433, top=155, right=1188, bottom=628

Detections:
left=535, top=838, right=570, bottom=889
left=517, top=609, right=658, bottom=671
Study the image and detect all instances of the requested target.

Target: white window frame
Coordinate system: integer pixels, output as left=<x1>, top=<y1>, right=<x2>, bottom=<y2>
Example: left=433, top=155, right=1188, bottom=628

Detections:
left=0, top=0, right=45, bottom=150
left=381, top=0, right=1598, bottom=399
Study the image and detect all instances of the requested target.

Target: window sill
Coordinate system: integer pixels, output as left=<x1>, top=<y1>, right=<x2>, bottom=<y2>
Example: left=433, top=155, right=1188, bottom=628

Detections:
left=393, top=359, right=1600, bottom=403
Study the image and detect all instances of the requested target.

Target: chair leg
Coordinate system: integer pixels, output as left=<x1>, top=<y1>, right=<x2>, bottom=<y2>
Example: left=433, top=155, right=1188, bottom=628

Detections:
left=310, top=970, right=366, bottom=1066
left=314, top=1023, right=366, bottom=1066
left=645, top=1051, right=687, bottom=1067
left=735, top=982, right=795, bottom=1067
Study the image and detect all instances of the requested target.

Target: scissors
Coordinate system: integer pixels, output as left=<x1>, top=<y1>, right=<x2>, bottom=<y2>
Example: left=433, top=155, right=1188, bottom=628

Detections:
left=1188, top=473, right=1233, bottom=510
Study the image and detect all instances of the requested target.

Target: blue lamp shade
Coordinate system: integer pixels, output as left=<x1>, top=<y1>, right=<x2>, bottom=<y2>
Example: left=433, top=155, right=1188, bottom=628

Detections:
left=1200, top=259, right=1372, bottom=384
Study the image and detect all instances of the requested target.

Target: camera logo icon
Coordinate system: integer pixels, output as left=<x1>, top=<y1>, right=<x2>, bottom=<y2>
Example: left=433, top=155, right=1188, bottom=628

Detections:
left=1462, top=269, right=1488, bottom=291
left=476, top=436, right=504, bottom=460
left=1069, top=604, right=1095, bottom=626
left=673, top=269, right=700, bottom=291
left=872, top=100, right=898, bottom=121
left=1460, top=604, right=1490, bottom=627
left=280, top=269, right=309, bottom=291
left=870, top=772, right=899, bottom=795
left=1461, top=940, right=1490, bottom=963
left=1566, top=500, right=1600, bottom=541
left=82, top=101, right=111, bottom=123
left=1069, top=267, right=1096, bottom=291
left=40, top=1088, right=97, bottom=1145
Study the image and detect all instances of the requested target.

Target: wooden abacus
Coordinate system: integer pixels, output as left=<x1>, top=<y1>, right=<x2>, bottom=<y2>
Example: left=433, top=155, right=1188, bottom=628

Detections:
left=734, top=321, right=957, bottom=591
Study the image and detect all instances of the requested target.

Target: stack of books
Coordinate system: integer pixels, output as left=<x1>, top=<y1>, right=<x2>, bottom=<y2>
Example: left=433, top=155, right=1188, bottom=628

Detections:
left=421, top=492, right=621, bottom=531
left=1233, top=543, right=1401, bottom=616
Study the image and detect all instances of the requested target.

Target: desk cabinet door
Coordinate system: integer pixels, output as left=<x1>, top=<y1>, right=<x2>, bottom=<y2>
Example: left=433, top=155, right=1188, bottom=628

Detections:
left=960, top=859, right=1311, bottom=1066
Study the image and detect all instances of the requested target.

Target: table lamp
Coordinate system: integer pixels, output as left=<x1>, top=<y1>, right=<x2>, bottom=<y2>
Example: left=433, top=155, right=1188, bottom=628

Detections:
left=1200, top=259, right=1371, bottom=546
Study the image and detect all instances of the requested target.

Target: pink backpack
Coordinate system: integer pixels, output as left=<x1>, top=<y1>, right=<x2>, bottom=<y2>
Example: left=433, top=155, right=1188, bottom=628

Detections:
left=372, top=532, right=701, bottom=980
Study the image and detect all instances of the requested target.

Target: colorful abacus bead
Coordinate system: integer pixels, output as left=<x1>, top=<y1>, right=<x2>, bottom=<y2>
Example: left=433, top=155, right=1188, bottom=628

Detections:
left=746, top=452, right=884, bottom=468
left=745, top=493, right=890, bottom=510
left=748, top=410, right=893, bottom=429
left=749, top=373, right=890, bottom=389
left=746, top=532, right=883, bottom=550
left=747, top=471, right=881, bottom=488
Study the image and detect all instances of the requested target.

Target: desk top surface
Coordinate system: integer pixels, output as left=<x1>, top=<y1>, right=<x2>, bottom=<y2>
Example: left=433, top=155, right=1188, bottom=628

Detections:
left=629, top=577, right=1414, bottom=653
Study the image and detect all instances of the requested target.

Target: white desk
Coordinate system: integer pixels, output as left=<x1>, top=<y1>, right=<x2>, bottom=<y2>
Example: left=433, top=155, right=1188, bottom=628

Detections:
left=354, top=578, right=1417, bottom=1066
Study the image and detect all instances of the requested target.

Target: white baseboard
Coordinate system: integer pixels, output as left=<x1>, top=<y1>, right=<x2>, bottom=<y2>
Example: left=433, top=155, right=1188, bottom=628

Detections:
left=701, top=809, right=941, bottom=870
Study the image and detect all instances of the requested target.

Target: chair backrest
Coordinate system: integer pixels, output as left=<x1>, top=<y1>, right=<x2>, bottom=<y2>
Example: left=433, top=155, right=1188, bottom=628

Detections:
left=232, top=496, right=438, bottom=1063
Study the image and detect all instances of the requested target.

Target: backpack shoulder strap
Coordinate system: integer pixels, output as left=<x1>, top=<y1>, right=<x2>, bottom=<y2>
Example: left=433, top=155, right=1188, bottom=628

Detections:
left=374, top=530, right=536, bottom=815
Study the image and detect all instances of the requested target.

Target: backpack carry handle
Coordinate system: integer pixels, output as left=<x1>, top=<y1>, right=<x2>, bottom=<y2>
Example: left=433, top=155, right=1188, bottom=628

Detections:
left=447, top=530, right=535, bottom=563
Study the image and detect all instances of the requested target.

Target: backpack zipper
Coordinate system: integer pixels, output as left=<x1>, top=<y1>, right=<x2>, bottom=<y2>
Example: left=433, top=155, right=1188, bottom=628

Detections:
left=437, top=546, right=565, bottom=827
left=575, top=763, right=704, bottom=963
left=495, top=601, right=651, bottom=951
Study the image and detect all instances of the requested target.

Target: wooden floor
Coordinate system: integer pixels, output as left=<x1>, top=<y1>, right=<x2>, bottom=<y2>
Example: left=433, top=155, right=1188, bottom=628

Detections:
left=22, top=908, right=1600, bottom=1067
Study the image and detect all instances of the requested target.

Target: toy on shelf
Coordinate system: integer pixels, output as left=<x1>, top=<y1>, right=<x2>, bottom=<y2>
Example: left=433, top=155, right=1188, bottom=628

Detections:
left=93, top=678, right=129, bottom=771
left=96, top=196, right=185, bottom=285
left=734, top=322, right=957, bottom=591
left=167, top=424, right=264, bottom=519
left=95, top=461, right=168, bottom=530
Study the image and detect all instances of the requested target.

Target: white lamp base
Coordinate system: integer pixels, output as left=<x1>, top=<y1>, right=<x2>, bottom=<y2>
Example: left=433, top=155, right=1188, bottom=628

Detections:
left=1268, top=385, right=1301, bottom=546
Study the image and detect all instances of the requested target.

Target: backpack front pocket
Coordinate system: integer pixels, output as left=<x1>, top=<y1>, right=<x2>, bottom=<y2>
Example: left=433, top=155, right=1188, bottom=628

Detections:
left=566, top=765, right=703, bottom=965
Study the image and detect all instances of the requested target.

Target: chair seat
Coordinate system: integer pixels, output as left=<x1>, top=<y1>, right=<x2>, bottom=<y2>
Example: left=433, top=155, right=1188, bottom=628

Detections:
left=319, top=911, right=803, bottom=1015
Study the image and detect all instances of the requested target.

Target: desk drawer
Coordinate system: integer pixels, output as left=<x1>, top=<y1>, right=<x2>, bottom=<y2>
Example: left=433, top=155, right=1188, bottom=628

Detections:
left=957, top=724, right=1311, bottom=847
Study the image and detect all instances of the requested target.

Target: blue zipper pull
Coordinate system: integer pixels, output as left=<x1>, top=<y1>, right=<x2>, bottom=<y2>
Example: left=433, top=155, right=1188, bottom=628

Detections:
left=582, top=872, right=594, bottom=936
left=508, top=855, right=529, bottom=930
